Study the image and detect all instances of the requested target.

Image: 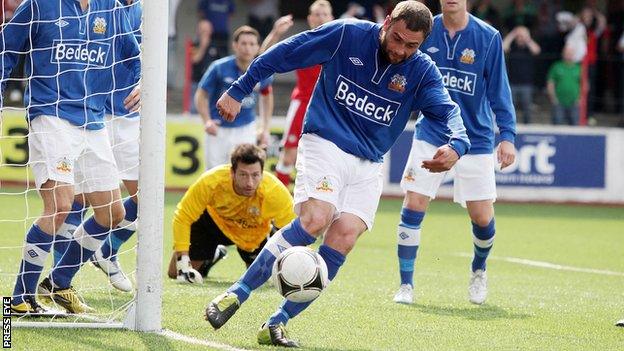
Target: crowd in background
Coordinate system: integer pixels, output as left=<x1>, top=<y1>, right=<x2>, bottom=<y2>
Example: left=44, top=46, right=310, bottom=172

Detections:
left=4, top=0, right=624, bottom=126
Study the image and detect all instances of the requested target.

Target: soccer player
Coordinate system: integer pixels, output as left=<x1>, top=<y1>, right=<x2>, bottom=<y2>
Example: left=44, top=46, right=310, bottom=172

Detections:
left=168, top=143, right=296, bottom=283
left=1, top=0, right=141, bottom=315
left=260, top=1, right=334, bottom=187
left=194, top=26, right=274, bottom=170
left=205, top=2, right=470, bottom=347
left=87, top=0, right=142, bottom=293
left=393, top=0, right=516, bottom=306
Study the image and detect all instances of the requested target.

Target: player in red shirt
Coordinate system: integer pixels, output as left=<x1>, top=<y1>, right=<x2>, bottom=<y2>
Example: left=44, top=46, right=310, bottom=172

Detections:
left=260, top=0, right=334, bottom=186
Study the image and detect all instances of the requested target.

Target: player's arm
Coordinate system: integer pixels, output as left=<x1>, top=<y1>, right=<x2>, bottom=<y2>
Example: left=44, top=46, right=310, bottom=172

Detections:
left=257, top=80, right=274, bottom=148
left=260, top=14, right=294, bottom=54
left=195, top=62, right=220, bottom=135
left=413, top=65, right=470, bottom=172
left=116, top=4, right=142, bottom=112
left=485, top=32, right=516, bottom=169
left=0, top=0, right=37, bottom=97
left=217, top=20, right=347, bottom=121
left=172, top=174, right=213, bottom=283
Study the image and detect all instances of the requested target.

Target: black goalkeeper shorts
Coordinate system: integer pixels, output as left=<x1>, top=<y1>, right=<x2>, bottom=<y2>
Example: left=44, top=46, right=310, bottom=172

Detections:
left=189, top=210, right=267, bottom=267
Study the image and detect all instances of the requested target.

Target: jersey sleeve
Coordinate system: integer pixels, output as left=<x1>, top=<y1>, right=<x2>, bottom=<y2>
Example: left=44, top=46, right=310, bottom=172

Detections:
left=199, top=61, right=219, bottom=95
left=413, top=64, right=471, bottom=157
left=484, top=32, right=516, bottom=144
left=116, top=4, right=141, bottom=85
left=266, top=179, right=296, bottom=228
left=1, top=0, right=37, bottom=94
left=172, top=173, right=213, bottom=252
left=226, top=20, right=347, bottom=102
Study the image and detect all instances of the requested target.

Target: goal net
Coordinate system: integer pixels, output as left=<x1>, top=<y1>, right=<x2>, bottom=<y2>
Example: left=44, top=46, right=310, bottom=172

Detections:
left=0, top=0, right=166, bottom=331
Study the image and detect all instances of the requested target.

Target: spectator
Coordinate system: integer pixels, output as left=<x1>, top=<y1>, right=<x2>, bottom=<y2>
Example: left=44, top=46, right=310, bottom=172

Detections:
left=199, top=0, right=235, bottom=58
left=547, top=45, right=581, bottom=125
left=556, top=11, right=586, bottom=63
left=579, top=5, right=606, bottom=118
left=503, top=26, right=541, bottom=124
left=471, top=0, right=501, bottom=30
left=618, top=32, right=624, bottom=116
left=247, top=0, right=278, bottom=39
left=190, top=20, right=217, bottom=114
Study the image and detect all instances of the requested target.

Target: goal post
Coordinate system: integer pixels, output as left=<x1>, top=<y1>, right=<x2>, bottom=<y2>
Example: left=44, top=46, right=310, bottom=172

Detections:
left=132, top=0, right=168, bottom=333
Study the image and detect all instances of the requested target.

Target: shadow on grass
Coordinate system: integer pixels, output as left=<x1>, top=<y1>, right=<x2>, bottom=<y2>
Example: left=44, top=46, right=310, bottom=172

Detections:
left=411, top=303, right=532, bottom=321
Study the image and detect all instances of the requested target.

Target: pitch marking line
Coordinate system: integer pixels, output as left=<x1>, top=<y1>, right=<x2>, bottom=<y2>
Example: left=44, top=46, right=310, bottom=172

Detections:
left=456, top=253, right=624, bottom=277
left=160, top=329, right=252, bottom=351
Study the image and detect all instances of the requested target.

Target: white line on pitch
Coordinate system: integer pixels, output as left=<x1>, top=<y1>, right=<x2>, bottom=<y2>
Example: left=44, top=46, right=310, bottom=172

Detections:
left=455, top=253, right=624, bottom=277
left=159, top=329, right=252, bottom=351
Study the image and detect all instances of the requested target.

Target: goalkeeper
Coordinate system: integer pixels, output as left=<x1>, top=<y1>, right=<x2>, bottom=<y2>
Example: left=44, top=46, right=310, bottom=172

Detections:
left=169, top=143, right=296, bottom=283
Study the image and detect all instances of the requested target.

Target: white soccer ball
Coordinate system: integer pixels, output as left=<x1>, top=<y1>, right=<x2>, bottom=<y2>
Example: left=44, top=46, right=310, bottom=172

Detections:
left=272, top=246, right=329, bottom=303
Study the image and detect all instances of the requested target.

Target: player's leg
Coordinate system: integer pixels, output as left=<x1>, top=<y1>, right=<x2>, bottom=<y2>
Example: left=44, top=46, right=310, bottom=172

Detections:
left=276, top=147, right=297, bottom=187
left=91, top=115, right=140, bottom=289
left=454, top=153, right=497, bottom=305
left=237, top=237, right=267, bottom=268
left=12, top=116, right=81, bottom=315
left=394, top=139, right=446, bottom=304
left=205, top=134, right=343, bottom=329
left=275, top=99, right=304, bottom=186
left=43, top=127, right=124, bottom=313
left=260, top=157, right=382, bottom=346
left=188, top=211, right=231, bottom=278
left=52, top=194, right=88, bottom=267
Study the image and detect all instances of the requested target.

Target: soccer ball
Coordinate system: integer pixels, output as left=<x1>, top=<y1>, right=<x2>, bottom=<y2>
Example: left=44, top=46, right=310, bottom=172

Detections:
left=272, top=246, right=329, bottom=303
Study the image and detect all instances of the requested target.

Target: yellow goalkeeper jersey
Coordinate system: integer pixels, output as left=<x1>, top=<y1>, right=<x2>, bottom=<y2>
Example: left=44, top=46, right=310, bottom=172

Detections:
left=173, top=165, right=296, bottom=252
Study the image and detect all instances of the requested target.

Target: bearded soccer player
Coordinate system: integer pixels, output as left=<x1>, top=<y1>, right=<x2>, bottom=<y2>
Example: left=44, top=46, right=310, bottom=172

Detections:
left=1, top=0, right=140, bottom=315
left=168, top=144, right=295, bottom=283
left=393, top=0, right=516, bottom=306
left=205, top=1, right=470, bottom=347
left=260, top=0, right=334, bottom=187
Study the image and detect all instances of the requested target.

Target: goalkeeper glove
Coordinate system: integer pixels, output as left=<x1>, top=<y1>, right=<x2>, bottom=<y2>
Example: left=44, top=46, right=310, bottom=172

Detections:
left=176, top=254, right=203, bottom=284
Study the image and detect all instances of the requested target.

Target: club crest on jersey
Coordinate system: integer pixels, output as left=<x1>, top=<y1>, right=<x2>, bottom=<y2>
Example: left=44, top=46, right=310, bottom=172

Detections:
left=248, top=206, right=260, bottom=216
left=55, top=157, right=73, bottom=175
left=315, top=177, right=333, bottom=193
left=460, top=48, right=475, bottom=64
left=403, top=167, right=415, bottom=182
left=388, top=74, right=407, bottom=93
left=93, top=17, right=107, bottom=34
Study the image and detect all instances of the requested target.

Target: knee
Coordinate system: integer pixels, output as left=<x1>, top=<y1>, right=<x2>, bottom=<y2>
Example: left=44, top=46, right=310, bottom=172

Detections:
left=110, top=204, right=126, bottom=227
left=403, top=192, right=429, bottom=212
left=299, top=209, right=333, bottom=235
left=471, top=215, right=494, bottom=229
left=94, top=203, right=126, bottom=228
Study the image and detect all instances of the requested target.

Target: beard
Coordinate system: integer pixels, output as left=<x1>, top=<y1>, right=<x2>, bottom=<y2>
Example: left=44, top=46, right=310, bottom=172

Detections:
left=379, top=32, right=405, bottom=64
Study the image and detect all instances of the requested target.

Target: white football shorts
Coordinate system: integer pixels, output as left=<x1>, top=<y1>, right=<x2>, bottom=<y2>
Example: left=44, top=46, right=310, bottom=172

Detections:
left=293, top=133, right=383, bottom=230
left=204, top=122, right=256, bottom=170
left=400, top=139, right=496, bottom=206
left=28, top=115, right=119, bottom=193
left=106, top=115, right=139, bottom=181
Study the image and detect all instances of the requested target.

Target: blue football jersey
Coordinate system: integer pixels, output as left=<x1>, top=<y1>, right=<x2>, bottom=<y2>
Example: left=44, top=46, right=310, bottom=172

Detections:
left=106, top=0, right=141, bottom=118
left=0, top=0, right=141, bottom=129
left=416, top=14, right=516, bottom=154
left=199, top=55, right=273, bottom=128
left=227, top=19, right=470, bottom=163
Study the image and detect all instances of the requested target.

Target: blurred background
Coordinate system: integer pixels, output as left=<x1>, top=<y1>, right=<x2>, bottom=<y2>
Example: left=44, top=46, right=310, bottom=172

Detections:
left=3, top=0, right=624, bottom=127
